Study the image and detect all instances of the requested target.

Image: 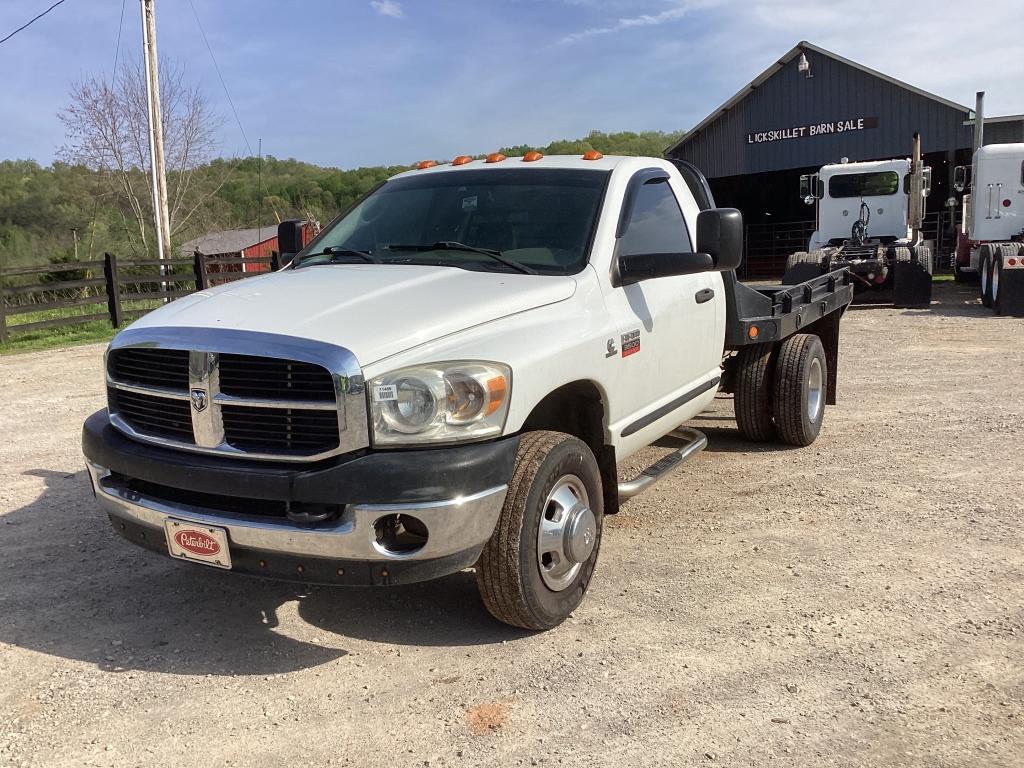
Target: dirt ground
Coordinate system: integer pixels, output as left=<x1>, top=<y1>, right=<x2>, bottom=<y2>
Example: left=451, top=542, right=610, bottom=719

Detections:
left=1, top=281, right=1021, bottom=768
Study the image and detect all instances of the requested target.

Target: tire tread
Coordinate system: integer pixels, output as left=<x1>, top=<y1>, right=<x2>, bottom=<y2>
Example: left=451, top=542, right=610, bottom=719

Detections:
left=734, top=344, right=776, bottom=442
left=772, top=334, right=825, bottom=447
left=477, top=431, right=573, bottom=630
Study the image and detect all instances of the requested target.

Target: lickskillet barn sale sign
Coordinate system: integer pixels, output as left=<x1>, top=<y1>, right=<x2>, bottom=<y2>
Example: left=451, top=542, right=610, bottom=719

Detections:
left=747, top=116, right=879, bottom=145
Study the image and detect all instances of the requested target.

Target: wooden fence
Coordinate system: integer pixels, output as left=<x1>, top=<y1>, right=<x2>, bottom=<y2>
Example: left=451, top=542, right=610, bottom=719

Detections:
left=0, top=251, right=280, bottom=343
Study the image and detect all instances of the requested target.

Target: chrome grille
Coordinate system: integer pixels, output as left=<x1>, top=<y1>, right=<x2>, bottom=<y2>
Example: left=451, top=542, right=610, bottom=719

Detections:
left=104, top=331, right=367, bottom=462
left=109, top=348, right=190, bottom=390
left=107, top=387, right=194, bottom=442
left=219, top=354, right=335, bottom=401
left=222, top=404, right=340, bottom=454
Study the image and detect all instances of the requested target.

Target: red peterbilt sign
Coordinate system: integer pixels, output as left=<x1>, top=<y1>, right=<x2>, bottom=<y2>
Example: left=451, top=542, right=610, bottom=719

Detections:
left=174, top=529, right=221, bottom=556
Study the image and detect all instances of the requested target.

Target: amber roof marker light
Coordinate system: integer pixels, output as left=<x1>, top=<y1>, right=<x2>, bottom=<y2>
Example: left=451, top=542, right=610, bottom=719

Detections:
left=582, top=150, right=604, bottom=161
left=415, top=160, right=437, bottom=170
left=523, top=151, right=543, bottom=162
left=452, top=155, right=473, bottom=166
left=485, top=153, right=507, bottom=163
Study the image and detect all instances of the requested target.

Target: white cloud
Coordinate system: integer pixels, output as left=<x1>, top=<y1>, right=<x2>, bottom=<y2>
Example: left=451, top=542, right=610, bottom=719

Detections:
left=558, top=1, right=720, bottom=45
left=370, top=0, right=404, bottom=18
left=721, top=0, right=1024, bottom=117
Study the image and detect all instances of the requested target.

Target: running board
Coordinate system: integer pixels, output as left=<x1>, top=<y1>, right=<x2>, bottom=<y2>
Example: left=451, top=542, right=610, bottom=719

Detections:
left=617, top=427, right=708, bottom=503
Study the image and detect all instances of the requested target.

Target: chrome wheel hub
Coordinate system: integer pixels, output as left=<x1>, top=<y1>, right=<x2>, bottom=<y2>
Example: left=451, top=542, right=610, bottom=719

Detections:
left=537, top=475, right=594, bottom=592
left=807, top=357, right=824, bottom=423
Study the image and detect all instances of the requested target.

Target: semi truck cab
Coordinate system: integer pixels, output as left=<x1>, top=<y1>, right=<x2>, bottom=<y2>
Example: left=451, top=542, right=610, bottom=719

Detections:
left=783, top=136, right=933, bottom=308
left=803, top=158, right=925, bottom=251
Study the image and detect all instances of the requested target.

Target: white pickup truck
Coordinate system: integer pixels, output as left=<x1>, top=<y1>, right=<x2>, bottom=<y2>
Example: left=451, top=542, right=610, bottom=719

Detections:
left=83, top=153, right=852, bottom=630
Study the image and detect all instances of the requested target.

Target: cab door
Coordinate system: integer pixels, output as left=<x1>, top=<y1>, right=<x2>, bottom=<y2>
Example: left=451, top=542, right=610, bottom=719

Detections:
left=599, top=170, right=723, bottom=451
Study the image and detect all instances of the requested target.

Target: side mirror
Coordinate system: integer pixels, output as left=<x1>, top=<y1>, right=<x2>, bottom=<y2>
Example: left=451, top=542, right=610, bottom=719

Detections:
left=953, top=165, right=968, bottom=193
left=277, top=219, right=305, bottom=265
left=618, top=251, right=714, bottom=286
left=696, top=208, right=743, bottom=271
left=923, top=167, right=933, bottom=197
left=799, top=173, right=821, bottom=202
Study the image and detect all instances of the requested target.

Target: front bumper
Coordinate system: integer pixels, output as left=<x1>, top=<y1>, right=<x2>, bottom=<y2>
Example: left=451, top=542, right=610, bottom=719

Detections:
left=83, top=410, right=517, bottom=585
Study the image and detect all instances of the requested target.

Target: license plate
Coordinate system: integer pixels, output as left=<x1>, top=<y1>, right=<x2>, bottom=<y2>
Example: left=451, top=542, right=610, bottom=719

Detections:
left=165, top=519, right=232, bottom=569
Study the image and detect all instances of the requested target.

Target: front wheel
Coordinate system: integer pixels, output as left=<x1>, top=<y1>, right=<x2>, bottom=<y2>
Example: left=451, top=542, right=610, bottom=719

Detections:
left=476, top=431, right=603, bottom=630
left=992, top=250, right=1004, bottom=314
left=981, top=247, right=994, bottom=308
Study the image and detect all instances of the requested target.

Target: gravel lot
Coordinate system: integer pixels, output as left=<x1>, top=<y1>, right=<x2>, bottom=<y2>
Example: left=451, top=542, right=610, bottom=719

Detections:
left=1, top=281, right=1021, bottom=768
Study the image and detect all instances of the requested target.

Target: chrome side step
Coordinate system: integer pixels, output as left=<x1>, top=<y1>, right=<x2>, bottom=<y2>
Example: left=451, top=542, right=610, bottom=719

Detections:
left=617, top=427, right=708, bottom=503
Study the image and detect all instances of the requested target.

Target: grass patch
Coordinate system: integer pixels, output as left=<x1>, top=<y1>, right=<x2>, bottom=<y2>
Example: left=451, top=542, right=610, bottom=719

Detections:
left=1, top=321, right=115, bottom=355
left=1, top=299, right=161, bottom=355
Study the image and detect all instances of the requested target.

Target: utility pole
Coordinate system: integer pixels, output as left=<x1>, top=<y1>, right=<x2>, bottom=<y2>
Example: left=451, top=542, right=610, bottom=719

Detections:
left=140, top=0, right=172, bottom=285
left=257, top=137, right=262, bottom=247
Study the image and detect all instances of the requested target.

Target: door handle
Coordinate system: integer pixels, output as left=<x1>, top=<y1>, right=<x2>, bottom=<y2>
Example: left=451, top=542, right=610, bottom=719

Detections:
left=695, top=288, right=715, bottom=304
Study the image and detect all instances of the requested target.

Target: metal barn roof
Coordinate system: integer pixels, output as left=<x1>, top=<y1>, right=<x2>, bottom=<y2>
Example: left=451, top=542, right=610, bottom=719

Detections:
left=180, top=226, right=278, bottom=256
left=665, top=42, right=985, bottom=178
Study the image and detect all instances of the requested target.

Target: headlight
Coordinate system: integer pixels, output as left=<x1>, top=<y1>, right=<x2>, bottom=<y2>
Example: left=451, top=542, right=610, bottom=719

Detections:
left=369, top=361, right=511, bottom=446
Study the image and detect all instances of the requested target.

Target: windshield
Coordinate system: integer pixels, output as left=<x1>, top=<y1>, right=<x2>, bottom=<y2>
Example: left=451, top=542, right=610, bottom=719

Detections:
left=828, top=171, right=900, bottom=198
left=296, top=168, right=609, bottom=275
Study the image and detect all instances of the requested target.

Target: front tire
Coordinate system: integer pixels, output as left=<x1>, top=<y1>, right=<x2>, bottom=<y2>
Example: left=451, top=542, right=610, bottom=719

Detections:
left=772, top=334, right=828, bottom=447
left=913, top=244, right=933, bottom=274
left=981, top=246, right=994, bottom=308
left=782, top=250, right=826, bottom=285
left=476, top=431, right=603, bottom=630
left=953, top=260, right=971, bottom=283
left=992, top=249, right=1004, bottom=314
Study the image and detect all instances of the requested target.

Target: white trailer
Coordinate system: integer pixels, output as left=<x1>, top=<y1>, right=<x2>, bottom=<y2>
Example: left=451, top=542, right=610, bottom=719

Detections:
left=782, top=134, right=933, bottom=308
left=953, top=143, right=1024, bottom=315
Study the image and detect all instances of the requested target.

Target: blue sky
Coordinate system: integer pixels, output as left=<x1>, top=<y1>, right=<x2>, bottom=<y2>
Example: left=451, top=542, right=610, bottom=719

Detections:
left=1, top=0, right=1022, bottom=169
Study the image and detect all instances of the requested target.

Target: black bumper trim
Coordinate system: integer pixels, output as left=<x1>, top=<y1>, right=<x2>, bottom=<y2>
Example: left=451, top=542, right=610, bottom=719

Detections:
left=83, top=410, right=519, bottom=505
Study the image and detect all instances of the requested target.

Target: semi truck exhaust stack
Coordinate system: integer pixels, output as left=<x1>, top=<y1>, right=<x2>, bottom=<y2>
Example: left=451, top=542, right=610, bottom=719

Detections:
left=908, top=132, right=924, bottom=246
left=973, top=91, right=985, bottom=156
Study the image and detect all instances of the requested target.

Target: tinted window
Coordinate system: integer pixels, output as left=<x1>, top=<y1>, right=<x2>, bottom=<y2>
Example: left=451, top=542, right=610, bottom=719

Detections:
left=619, top=180, right=691, bottom=256
left=829, top=171, right=900, bottom=198
left=304, top=169, right=609, bottom=275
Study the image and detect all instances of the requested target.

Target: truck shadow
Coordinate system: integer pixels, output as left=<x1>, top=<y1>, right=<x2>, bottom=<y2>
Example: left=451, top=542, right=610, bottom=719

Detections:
left=0, top=470, right=526, bottom=677
left=681, top=425, right=801, bottom=454
left=845, top=281, right=989, bottom=318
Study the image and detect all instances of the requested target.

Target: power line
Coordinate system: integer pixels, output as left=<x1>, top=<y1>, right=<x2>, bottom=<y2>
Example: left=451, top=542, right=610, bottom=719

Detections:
left=186, top=0, right=252, bottom=156
left=111, top=0, right=127, bottom=76
left=0, top=0, right=69, bottom=46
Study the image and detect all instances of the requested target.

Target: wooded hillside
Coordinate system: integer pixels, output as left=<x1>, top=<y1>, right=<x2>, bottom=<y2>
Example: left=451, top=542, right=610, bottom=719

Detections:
left=0, top=129, right=681, bottom=270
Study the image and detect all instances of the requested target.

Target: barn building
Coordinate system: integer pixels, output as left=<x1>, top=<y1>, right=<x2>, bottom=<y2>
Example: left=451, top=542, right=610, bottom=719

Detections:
left=666, top=42, right=1024, bottom=276
left=181, top=223, right=314, bottom=274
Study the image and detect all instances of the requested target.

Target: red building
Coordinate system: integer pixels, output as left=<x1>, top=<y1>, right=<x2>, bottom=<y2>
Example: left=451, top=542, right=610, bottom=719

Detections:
left=181, top=224, right=315, bottom=274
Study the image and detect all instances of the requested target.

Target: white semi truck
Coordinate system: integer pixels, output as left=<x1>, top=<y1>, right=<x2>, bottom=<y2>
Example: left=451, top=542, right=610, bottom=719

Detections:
left=781, top=135, right=933, bottom=308
left=83, top=153, right=853, bottom=630
left=953, top=141, right=1024, bottom=316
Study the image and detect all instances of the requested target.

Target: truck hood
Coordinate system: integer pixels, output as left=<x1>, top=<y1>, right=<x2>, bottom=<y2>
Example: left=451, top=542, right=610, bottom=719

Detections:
left=128, top=264, right=577, bottom=365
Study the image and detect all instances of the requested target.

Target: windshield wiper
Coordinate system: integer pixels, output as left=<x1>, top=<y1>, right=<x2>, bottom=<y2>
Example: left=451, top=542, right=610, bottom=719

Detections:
left=294, top=246, right=380, bottom=267
left=386, top=241, right=536, bottom=275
